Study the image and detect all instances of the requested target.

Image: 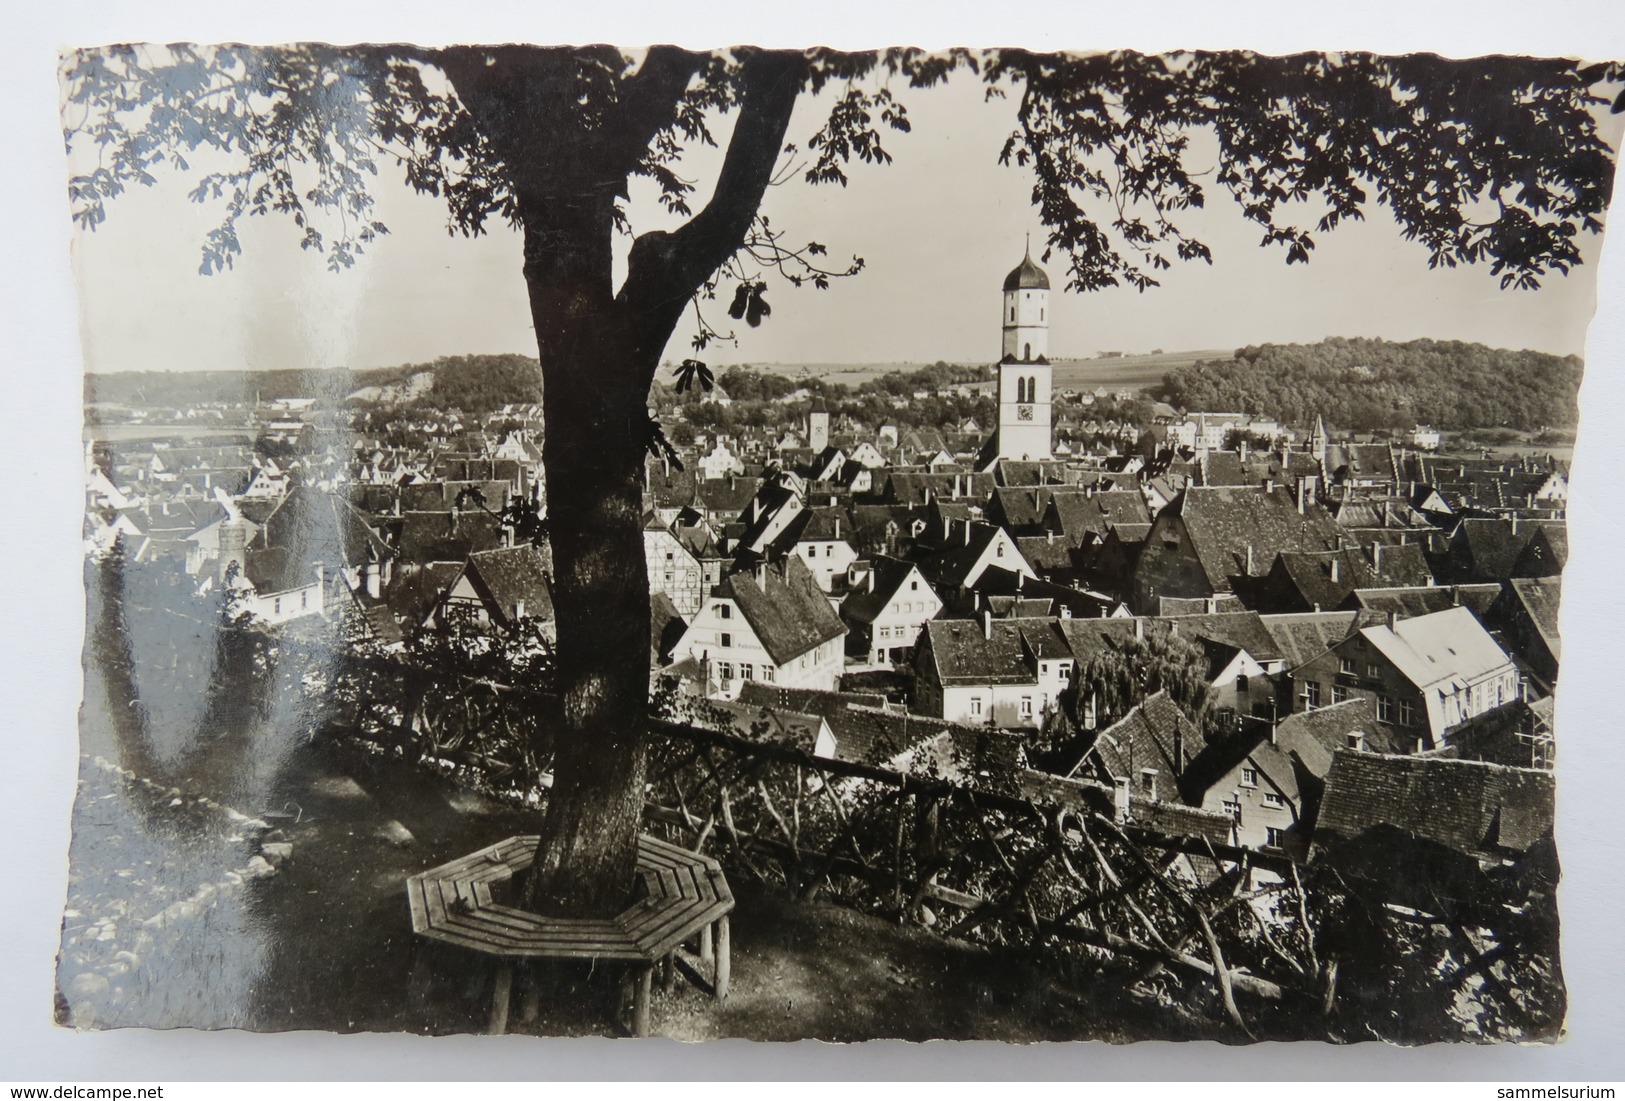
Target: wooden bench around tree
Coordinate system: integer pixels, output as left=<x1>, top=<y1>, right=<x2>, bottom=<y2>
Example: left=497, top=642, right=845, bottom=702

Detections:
left=406, top=833, right=734, bottom=1036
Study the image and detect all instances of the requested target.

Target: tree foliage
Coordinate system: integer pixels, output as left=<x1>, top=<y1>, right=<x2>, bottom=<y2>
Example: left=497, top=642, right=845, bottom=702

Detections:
left=1160, top=336, right=1584, bottom=430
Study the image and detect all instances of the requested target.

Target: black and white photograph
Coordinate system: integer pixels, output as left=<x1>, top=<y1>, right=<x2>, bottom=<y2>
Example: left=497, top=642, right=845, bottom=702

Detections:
left=43, top=28, right=1625, bottom=1053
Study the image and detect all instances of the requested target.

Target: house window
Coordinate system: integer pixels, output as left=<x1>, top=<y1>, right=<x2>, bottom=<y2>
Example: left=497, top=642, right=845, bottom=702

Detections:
left=1339, top=657, right=1357, bottom=675
left=1377, top=695, right=1394, bottom=722
left=806, top=545, right=816, bottom=556
left=1223, top=799, right=1241, bottom=822
left=720, top=633, right=732, bottom=648
left=717, top=662, right=733, bottom=682
left=1303, top=681, right=1322, bottom=709
left=762, top=667, right=774, bottom=683
left=995, top=544, right=1004, bottom=557
left=301, top=591, right=308, bottom=609
left=1240, top=767, right=1258, bottom=787
left=910, top=580, right=919, bottom=591
left=1235, top=674, right=1249, bottom=694
left=1332, top=684, right=1349, bottom=704
left=1265, top=827, right=1284, bottom=848
left=1399, top=699, right=1417, bottom=727
left=1020, top=697, right=1033, bottom=718
left=1366, top=663, right=1381, bottom=679
left=1263, top=792, right=1284, bottom=808
left=273, top=597, right=282, bottom=614
left=717, top=605, right=731, bottom=619
left=970, top=698, right=984, bottom=716
left=740, top=664, right=753, bottom=681
left=1140, top=769, right=1158, bottom=799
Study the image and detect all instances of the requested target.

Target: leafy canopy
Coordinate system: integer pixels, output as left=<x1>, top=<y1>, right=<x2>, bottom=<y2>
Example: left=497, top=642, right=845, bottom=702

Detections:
left=62, top=45, right=1625, bottom=300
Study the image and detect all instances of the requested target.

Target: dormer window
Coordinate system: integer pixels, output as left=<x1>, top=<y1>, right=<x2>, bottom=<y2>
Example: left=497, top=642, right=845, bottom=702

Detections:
left=1240, top=767, right=1258, bottom=788
left=1345, top=732, right=1365, bottom=751
left=1140, top=769, right=1158, bottom=800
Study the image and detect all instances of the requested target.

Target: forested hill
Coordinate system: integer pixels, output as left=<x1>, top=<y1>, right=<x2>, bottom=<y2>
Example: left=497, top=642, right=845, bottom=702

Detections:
left=1158, top=338, right=1582, bottom=431
left=86, top=354, right=542, bottom=416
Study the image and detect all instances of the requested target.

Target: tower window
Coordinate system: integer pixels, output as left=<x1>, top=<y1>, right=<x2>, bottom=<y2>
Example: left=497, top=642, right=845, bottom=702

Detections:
left=1010, top=306, right=1016, bottom=322
left=1024, top=342, right=1032, bottom=361
left=1040, top=307, right=1044, bottom=321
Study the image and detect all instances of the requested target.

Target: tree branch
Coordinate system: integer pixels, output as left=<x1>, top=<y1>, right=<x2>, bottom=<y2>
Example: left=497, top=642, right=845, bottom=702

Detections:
left=617, top=49, right=806, bottom=353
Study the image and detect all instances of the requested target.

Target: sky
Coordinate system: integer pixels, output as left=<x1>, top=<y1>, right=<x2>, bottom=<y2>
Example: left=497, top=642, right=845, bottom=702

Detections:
left=66, top=53, right=1625, bottom=377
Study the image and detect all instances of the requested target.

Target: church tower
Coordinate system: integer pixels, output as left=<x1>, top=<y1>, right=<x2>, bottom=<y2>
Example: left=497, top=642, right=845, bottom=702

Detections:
left=808, top=394, right=830, bottom=452
left=997, top=244, right=1052, bottom=461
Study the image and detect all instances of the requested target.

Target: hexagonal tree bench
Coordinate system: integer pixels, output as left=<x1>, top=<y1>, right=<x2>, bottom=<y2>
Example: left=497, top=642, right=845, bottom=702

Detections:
left=407, top=833, right=734, bottom=1036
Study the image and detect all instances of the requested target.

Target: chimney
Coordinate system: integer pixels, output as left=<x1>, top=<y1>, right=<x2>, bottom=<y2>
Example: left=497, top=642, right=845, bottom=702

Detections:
left=218, top=519, right=247, bottom=583
left=1205, top=596, right=1217, bottom=614
left=982, top=608, right=993, bottom=640
left=833, top=514, right=841, bottom=539
left=1372, top=543, right=1384, bottom=573
left=963, top=523, right=972, bottom=547
left=1245, top=544, right=1255, bottom=575
left=1113, top=776, right=1131, bottom=823
left=1264, top=477, right=1275, bottom=494
left=1330, top=557, right=1340, bottom=584
left=1387, top=611, right=1399, bottom=630
left=1296, top=477, right=1307, bottom=515
left=1510, top=515, right=1520, bottom=536
left=1134, top=617, right=1145, bottom=641
left=1239, top=437, right=1249, bottom=462
left=1451, top=585, right=1461, bottom=607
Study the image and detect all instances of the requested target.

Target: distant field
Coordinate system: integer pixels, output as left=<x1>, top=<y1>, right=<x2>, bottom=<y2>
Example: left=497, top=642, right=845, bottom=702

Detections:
left=84, top=424, right=255, bottom=443
left=740, top=349, right=1232, bottom=393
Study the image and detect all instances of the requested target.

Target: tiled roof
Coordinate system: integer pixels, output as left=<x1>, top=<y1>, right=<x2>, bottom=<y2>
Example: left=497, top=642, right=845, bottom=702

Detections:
left=1043, top=489, right=1151, bottom=544
left=1358, top=605, right=1512, bottom=691
left=1175, top=486, right=1355, bottom=593
left=1272, top=698, right=1392, bottom=779
left=1085, top=691, right=1204, bottom=782
left=1261, top=610, right=1384, bottom=670
left=1315, top=751, right=1554, bottom=859
left=1342, top=584, right=1500, bottom=620
left=715, top=556, right=846, bottom=666
left=1504, top=576, right=1562, bottom=660
left=464, top=544, right=554, bottom=624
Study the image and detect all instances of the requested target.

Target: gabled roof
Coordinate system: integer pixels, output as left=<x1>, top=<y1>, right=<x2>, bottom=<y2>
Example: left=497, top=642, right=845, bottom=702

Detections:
left=909, top=522, right=1029, bottom=590
left=1042, top=490, right=1151, bottom=544
left=1315, top=751, right=1554, bottom=859
left=715, top=556, right=846, bottom=666
left=1357, top=605, right=1512, bottom=691
left=1261, top=609, right=1385, bottom=670
left=463, top=544, right=554, bottom=624
left=1172, top=486, right=1354, bottom=593
left=1084, top=691, right=1204, bottom=782
left=840, top=555, right=932, bottom=625
left=1342, top=584, right=1501, bottom=620
left=1503, top=575, right=1563, bottom=661
left=1272, top=697, right=1394, bottom=779
left=918, top=618, right=1034, bottom=686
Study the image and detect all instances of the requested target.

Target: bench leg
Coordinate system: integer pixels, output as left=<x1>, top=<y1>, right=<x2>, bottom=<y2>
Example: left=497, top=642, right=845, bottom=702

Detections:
left=519, top=964, right=540, bottom=1025
left=660, top=953, right=676, bottom=993
left=714, top=916, right=731, bottom=1001
left=490, top=964, right=513, bottom=1036
left=699, top=923, right=714, bottom=967
left=632, top=964, right=654, bottom=1037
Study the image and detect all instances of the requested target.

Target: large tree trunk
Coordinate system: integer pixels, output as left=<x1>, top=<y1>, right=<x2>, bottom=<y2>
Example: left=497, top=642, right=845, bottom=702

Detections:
left=434, top=46, right=805, bottom=918
left=514, top=190, right=658, bottom=917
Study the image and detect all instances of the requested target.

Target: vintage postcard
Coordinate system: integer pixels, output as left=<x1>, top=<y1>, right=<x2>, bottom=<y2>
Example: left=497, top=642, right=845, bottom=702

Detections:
left=57, top=43, right=1625, bottom=1043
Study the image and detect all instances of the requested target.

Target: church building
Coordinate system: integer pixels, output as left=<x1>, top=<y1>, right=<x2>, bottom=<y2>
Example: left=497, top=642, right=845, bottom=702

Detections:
left=980, top=245, right=1054, bottom=467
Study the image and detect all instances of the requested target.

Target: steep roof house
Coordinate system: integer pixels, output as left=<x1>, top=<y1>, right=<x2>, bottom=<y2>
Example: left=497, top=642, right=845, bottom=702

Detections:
left=1130, top=485, right=1357, bottom=614
left=669, top=555, right=847, bottom=698
left=839, top=555, right=943, bottom=668
left=426, top=543, right=555, bottom=636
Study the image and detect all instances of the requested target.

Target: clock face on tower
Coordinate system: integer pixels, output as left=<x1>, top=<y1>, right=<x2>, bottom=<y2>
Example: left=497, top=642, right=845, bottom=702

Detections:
left=1017, top=404, right=1034, bottom=421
